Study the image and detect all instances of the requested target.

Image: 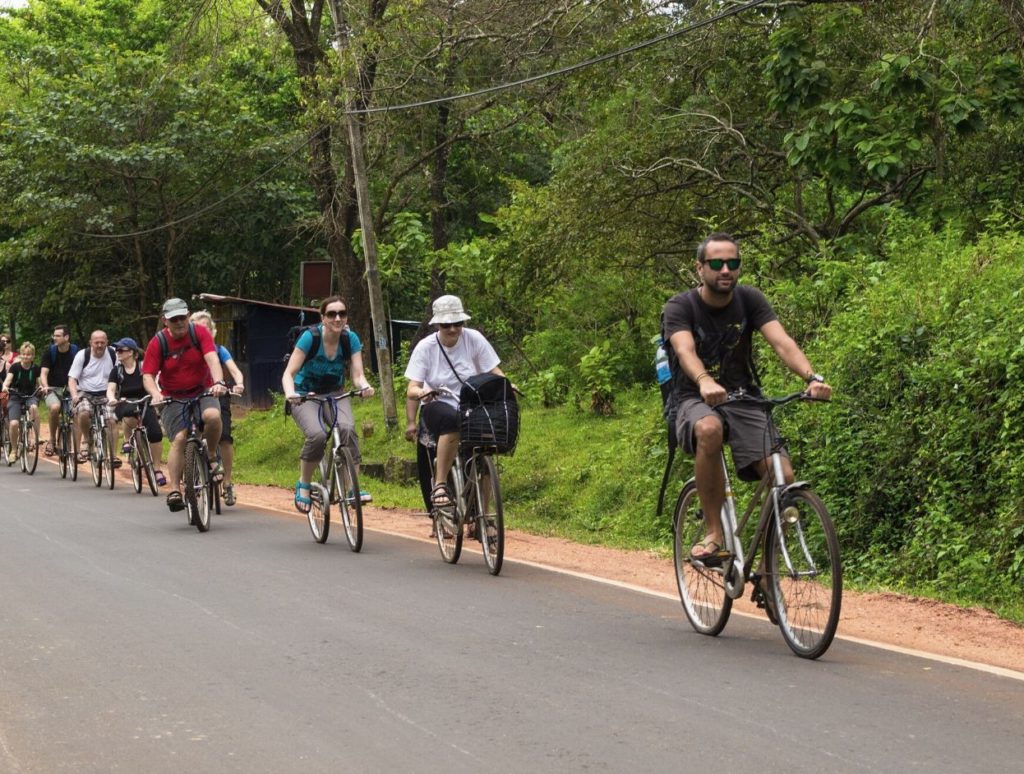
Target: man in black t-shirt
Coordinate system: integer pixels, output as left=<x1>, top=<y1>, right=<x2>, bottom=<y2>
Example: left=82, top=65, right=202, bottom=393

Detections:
left=40, top=324, right=79, bottom=457
left=663, top=232, right=831, bottom=563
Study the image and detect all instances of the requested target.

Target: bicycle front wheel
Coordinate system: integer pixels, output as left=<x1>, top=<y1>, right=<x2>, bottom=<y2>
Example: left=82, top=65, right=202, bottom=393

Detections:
left=103, top=432, right=115, bottom=490
left=434, top=467, right=463, bottom=564
left=308, top=482, right=330, bottom=543
left=69, top=430, right=78, bottom=481
left=469, top=455, right=504, bottom=576
left=335, top=448, right=363, bottom=553
left=130, top=443, right=143, bottom=493
left=90, top=427, right=103, bottom=487
left=673, top=482, right=732, bottom=636
left=136, top=432, right=158, bottom=496
left=765, top=489, right=842, bottom=659
left=23, top=422, right=39, bottom=474
left=1, top=422, right=10, bottom=466
left=184, top=441, right=212, bottom=532
left=57, top=425, right=69, bottom=479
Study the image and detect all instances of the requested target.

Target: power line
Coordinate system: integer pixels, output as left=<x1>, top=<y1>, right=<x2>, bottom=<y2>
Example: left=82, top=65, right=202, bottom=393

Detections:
left=346, top=0, right=770, bottom=116
left=79, top=0, right=770, bottom=240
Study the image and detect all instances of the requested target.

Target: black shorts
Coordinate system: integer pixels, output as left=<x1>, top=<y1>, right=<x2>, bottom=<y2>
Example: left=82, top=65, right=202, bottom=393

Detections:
left=675, top=396, right=787, bottom=481
left=421, top=401, right=459, bottom=438
left=114, top=402, right=163, bottom=443
left=219, top=395, right=233, bottom=443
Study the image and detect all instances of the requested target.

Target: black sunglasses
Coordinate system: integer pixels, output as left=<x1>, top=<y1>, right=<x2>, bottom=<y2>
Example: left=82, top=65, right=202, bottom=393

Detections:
left=439, top=321, right=464, bottom=329
left=702, top=258, right=741, bottom=271
left=116, top=348, right=133, bottom=353
left=323, top=309, right=348, bottom=320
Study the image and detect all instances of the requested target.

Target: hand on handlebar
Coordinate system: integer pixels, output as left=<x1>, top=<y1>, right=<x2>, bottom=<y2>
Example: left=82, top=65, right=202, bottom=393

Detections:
left=404, top=422, right=417, bottom=442
left=805, top=380, right=832, bottom=401
left=356, top=385, right=375, bottom=399
left=699, top=377, right=727, bottom=407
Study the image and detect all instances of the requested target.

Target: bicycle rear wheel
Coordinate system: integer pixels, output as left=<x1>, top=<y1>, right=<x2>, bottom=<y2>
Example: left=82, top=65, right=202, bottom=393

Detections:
left=434, top=467, right=463, bottom=564
left=765, top=489, right=842, bottom=659
left=57, top=425, right=69, bottom=479
left=468, top=455, right=504, bottom=576
left=22, top=421, right=39, bottom=474
left=308, top=482, right=330, bottom=543
left=673, top=482, right=732, bottom=636
left=335, top=448, right=363, bottom=553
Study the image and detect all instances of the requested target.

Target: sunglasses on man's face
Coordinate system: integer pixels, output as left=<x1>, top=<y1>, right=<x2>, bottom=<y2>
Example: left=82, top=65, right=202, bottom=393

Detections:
left=323, top=309, right=348, bottom=320
left=439, top=322, right=464, bottom=330
left=702, top=258, right=742, bottom=271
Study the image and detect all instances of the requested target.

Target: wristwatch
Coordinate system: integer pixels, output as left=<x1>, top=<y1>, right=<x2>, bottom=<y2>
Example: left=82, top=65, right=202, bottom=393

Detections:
left=804, top=372, right=825, bottom=384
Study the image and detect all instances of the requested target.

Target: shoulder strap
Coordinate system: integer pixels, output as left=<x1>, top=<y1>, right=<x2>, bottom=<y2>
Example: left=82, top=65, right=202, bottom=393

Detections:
left=308, top=325, right=322, bottom=360
left=49, top=343, right=57, bottom=362
left=188, top=322, right=200, bottom=351
left=107, top=346, right=116, bottom=365
left=436, top=333, right=466, bottom=385
left=733, top=286, right=762, bottom=389
left=156, top=329, right=169, bottom=361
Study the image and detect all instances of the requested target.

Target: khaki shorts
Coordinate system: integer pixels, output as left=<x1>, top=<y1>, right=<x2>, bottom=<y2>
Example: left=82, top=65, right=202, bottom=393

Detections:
left=675, top=396, right=788, bottom=481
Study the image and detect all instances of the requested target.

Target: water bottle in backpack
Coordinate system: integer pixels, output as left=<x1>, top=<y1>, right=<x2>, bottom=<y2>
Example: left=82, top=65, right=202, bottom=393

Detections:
left=654, top=338, right=671, bottom=385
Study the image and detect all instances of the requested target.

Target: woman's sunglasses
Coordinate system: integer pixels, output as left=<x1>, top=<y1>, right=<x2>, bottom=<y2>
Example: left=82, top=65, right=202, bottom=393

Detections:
left=323, top=309, right=348, bottom=320
left=439, top=322, right=464, bottom=329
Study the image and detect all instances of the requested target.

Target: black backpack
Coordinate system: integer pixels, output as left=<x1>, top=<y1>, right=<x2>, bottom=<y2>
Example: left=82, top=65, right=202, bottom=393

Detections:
left=155, top=323, right=202, bottom=361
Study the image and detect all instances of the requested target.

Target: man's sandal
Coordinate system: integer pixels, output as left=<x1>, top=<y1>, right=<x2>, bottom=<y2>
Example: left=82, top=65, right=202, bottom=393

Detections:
left=690, top=538, right=729, bottom=566
left=294, top=481, right=313, bottom=514
left=166, top=490, right=185, bottom=512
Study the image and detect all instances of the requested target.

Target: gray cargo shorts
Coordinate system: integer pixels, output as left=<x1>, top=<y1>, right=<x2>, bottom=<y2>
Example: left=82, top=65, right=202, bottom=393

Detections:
left=675, top=396, right=788, bottom=481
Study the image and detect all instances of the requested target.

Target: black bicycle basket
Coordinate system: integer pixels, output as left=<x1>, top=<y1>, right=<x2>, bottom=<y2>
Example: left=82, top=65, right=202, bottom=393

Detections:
left=458, top=373, right=519, bottom=455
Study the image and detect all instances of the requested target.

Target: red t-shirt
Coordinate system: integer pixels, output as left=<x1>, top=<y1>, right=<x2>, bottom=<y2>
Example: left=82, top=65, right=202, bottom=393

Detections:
left=143, top=324, right=217, bottom=397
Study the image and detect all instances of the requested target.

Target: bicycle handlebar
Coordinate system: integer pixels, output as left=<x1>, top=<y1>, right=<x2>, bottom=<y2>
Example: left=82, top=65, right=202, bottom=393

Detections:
left=296, top=388, right=368, bottom=403
left=723, top=388, right=830, bottom=407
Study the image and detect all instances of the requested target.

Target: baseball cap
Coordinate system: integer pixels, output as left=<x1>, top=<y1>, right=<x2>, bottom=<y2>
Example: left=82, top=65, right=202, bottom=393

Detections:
left=113, top=337, right=140, bottom=352
left=161, top=297, right=189, bottom=318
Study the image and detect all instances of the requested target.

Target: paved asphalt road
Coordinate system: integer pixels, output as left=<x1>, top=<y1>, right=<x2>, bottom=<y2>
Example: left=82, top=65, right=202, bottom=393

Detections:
left=0, top=466, right=1021, bottom=773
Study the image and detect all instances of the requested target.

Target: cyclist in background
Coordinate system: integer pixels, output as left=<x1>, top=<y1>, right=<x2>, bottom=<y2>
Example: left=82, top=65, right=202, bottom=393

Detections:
left=106, top=337, right=166, bottom=486
left=404, top=295, right=505, bottom=509
left=39, top=324, right=79, bottom=457
left=67, top=330, right=118, bottom=466
left=142, top=297, right=227, bottom=513
left=190, top=310, right=245, bottom=506
left=282, top=295, right=374, bottom=513
left=1, top=342, right=41, bottom=463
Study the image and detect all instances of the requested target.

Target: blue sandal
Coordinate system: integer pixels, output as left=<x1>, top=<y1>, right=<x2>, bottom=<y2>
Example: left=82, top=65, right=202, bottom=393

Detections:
left=294, top=481, right=312, bottom=514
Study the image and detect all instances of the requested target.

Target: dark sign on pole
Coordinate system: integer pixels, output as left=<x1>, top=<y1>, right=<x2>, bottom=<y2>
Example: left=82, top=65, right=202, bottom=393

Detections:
left=300, top=261, right=333, bottom=300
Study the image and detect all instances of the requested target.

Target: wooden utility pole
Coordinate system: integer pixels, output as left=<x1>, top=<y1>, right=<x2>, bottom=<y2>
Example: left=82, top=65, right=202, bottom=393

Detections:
left=326, top=0, right=397, bottom=429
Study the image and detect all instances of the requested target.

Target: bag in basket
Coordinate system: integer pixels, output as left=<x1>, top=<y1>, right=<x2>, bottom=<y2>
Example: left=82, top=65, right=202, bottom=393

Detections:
left=458, top=373, right=519, bottom=454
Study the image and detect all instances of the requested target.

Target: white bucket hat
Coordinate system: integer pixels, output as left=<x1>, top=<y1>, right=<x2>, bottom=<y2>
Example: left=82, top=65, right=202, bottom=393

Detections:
left=429, top=295, right=472, bottom=325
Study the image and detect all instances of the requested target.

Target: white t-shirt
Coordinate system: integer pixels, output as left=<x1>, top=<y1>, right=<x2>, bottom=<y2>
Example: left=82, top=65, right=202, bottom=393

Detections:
left=405, top=329, right=500, bottom=409
left=68, top=348, right=116, bottom=393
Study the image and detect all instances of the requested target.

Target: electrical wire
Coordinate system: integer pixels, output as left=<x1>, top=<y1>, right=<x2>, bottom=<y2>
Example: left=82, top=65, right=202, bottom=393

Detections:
left=78, top=0, right=771, bottom=240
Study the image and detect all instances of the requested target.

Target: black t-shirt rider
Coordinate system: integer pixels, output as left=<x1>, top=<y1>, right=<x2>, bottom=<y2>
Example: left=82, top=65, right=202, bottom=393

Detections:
left=662, top=285, right=777, bottom=400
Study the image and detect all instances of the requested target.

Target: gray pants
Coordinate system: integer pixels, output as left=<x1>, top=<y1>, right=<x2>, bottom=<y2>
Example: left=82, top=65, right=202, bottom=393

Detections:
left=291, top=396, right=360, bottom=464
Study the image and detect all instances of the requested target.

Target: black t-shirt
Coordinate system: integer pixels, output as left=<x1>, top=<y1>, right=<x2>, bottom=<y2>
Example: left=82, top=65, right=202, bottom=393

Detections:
left=663, top=285, right=777, bottom=397
left=7, top=362, right=41, bottom=396
left=41, top=345, right=77, bottom=389
left=108, top=363, right=146, bottom=399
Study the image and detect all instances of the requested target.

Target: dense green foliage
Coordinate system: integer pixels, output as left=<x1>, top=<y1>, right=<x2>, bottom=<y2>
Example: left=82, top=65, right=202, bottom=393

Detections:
left=2, top=1, right=1023, bottom=613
